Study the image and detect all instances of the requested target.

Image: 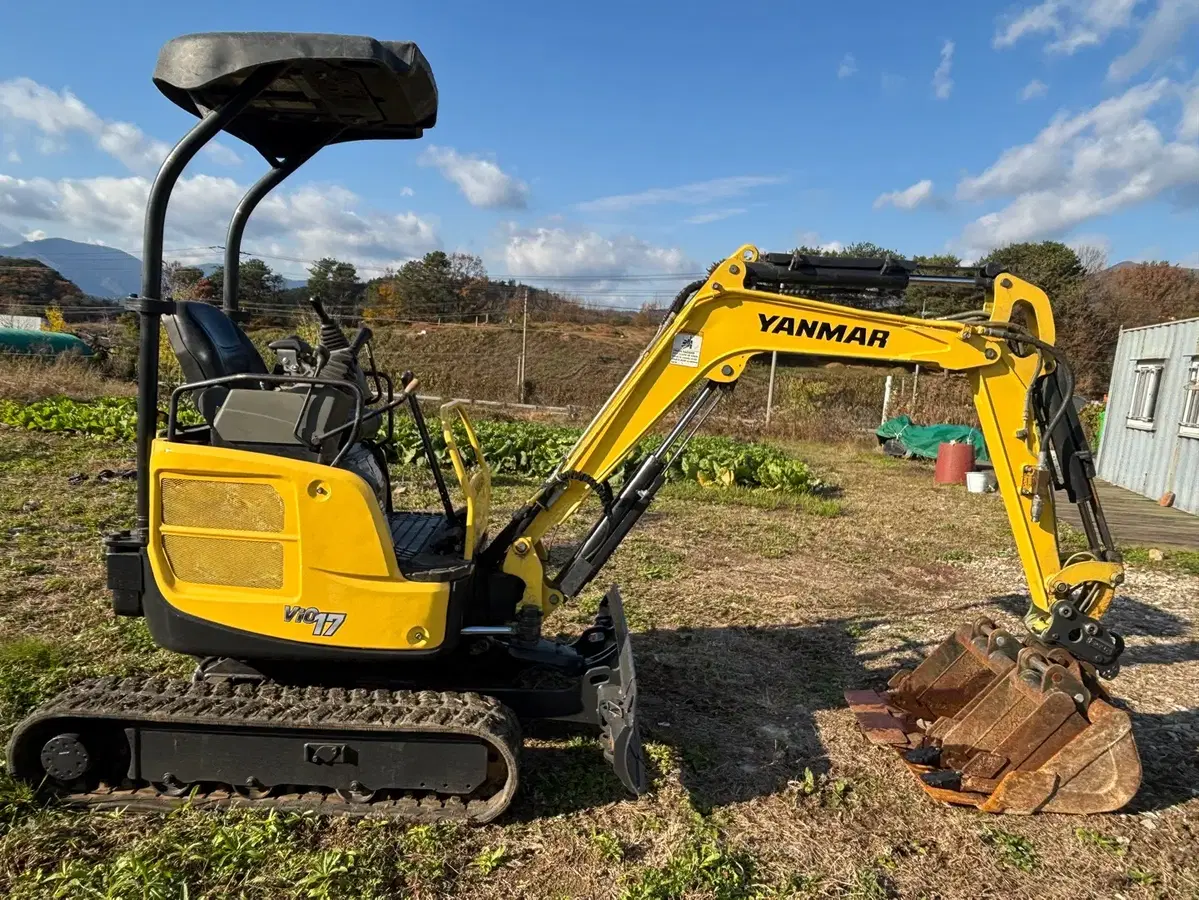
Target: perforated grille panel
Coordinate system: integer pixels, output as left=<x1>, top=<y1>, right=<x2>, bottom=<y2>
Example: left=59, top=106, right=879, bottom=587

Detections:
left=162, top=534, right=284, bottom=589
left=161, top=478, right=284, bottom=532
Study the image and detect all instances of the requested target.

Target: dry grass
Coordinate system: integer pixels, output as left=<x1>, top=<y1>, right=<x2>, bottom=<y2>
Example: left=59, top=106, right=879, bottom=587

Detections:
left=0, top=427, right=1196, bottom=899
left=0, top=355, right=135, bottom=402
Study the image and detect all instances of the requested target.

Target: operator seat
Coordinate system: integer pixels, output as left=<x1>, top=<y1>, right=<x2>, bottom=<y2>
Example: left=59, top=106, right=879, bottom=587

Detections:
left=164, top=301, right=268, bottom=422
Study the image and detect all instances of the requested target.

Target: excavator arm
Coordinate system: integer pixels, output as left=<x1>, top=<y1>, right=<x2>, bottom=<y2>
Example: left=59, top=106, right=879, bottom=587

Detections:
left=486, top=245, right=1140, bottom=815
left=496, top=245, right=1123, bottom=669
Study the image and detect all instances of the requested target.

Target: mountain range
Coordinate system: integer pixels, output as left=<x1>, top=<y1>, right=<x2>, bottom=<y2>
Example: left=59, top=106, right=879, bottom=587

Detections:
left=0, top=237, right=305, bottom=298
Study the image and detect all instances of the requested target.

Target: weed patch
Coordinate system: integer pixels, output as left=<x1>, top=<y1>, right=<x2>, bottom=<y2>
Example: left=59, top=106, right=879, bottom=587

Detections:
left=1075, top=826, right=1126, bottom=856
left=980, top=827, right=1038, bottom=872
left=621, top=814, right=760, bottom=900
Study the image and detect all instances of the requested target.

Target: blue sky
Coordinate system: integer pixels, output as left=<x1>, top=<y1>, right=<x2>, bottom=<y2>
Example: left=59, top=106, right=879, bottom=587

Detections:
left=2, top=0, right=1198, bottom=304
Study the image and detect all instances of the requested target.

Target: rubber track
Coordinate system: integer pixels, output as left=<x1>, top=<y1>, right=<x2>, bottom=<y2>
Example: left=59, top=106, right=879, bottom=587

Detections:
left=9, top=675, right=521, bottom=823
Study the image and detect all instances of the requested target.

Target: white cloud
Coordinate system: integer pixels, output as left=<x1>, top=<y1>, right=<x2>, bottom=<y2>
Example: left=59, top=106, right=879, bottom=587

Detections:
left=503, top=225, right=690, bottom=277
left=0, top=77, right=240, bottom=173
left=203, top=142, right=243, bottom=167
left=0, top=172, right=440, bottom=272
left=22, top=228, right=45, bottom=242
left=993, top=0, right=1143, bottom=54
left=956, top=77, right=1199, bottom=253
left=5, top=150, right=18, bottom=164
left=838, top=54, right=858, bottom=78
left=419, top=145, right=528, bottom=209
left=796, top=231, right=846, bottom=252
left=684, top=208, right=746, bottom=225
left=994, top=1, right=1062, bottom=47
left=1181, top=83, right=1199, bottom=139
left=933, top=41, right=955, bottom=100
left=577, top=175, right=785, bottom=214
left=874, top=179, right=935, bottom=209
left=1021, top=79, right=1050, bottom=100
left=1108, top=0, right=1199, bottom=81
left=957, top=78, right=1170, bottom=200
left=400, top=186, right=415, bottom=197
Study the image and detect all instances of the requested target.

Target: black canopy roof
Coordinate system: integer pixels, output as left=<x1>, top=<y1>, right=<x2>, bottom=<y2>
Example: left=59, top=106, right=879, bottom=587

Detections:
left=153, top=32, right=437, bottom=158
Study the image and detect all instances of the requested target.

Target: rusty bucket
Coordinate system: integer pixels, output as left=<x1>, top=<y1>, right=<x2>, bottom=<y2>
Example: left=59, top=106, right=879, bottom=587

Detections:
left=846, top=617, right=1141, bottom=814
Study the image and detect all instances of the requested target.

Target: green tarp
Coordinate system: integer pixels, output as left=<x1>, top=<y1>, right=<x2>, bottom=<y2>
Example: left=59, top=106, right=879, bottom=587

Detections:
left=876, top=414, right=990, bottom=463
left=0, top=328, right=92, bottom=356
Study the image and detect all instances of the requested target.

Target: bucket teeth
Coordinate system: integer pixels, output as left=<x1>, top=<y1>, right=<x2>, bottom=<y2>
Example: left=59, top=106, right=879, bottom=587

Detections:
left=847, top=617, right=1141, bottom=815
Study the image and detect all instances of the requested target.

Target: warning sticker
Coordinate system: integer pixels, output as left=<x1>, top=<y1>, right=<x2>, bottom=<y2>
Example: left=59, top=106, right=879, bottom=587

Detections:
left=670, top=333, right=702, bottom=367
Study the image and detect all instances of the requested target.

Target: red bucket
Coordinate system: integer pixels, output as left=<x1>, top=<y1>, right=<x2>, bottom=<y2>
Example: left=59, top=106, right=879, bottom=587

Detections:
left=934, top=441, right=975, bottom=485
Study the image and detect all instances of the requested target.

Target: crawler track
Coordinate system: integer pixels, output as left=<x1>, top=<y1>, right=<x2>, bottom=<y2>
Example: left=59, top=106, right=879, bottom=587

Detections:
left=8, top=676, right=521, bottom=823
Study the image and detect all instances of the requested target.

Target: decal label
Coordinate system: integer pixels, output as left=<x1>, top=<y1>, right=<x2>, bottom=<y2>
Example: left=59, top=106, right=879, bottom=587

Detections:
left=758, top=313, right=889, bottom=349
left=284, top=605, right=347, bottom=638
left=670, top=333, right=702, bottom=367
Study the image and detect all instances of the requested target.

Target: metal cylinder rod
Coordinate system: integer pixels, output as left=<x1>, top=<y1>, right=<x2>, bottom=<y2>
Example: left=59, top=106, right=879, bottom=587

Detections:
left=223, top=145, right=320, bottom=315
left=134, top=63, right=284, bottom=540
left=907, top=274, right=984, bottom=286
left=655, top=382, right=721, bottom=460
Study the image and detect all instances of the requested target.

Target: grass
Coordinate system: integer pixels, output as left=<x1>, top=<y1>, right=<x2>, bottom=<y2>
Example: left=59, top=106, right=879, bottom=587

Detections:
left=1122, top=546, right=1199, bottom=576
left=979, top=827, right=1039, bottom=873
left=1, top=426, right=1197, bottom=899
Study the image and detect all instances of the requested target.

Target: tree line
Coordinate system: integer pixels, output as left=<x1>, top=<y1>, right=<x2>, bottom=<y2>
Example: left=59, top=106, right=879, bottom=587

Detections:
left=8, top=240, right=1199, bottom=397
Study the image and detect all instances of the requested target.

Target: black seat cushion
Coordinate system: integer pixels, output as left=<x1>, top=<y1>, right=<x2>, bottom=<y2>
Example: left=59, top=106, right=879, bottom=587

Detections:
left=153, top=33, right=437, bottom=158
left=164, top=301, right=268, bottom=421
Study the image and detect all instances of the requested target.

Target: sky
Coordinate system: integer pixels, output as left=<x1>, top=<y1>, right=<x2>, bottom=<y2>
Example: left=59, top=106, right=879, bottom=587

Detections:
left=1, top=0, right=1199, bottom=306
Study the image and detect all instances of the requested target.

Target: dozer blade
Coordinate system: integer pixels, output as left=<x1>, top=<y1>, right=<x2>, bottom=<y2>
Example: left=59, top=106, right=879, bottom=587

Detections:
left=846, top=617, right=1141, bottom=814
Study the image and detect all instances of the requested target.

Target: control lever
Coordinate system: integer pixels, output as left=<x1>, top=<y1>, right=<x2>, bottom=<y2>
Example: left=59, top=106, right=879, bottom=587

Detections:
left=349, top=326, right=373, bottom=357
left=308, top=296, right=350, bottom=352
left=401, top=370, right=455, bottom=521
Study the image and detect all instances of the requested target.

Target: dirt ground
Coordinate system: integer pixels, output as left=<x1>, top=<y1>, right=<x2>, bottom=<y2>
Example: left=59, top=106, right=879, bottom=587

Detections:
left=0, top=426, right=1196, bottom=899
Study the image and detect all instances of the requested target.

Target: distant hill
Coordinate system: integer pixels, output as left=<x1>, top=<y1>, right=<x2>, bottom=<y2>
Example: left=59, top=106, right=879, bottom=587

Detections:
left=0, top=238, right=140, bottom=298
left=0, top=258, right=85, bottom=311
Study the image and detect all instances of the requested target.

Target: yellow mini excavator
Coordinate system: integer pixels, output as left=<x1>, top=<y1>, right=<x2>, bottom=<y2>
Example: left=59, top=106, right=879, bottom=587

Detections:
left=10, top=31, right=1141, bottom=820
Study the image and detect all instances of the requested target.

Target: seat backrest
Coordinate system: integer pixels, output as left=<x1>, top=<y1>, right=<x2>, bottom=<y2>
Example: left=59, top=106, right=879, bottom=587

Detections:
left=164, top=301, right=268, bottom=421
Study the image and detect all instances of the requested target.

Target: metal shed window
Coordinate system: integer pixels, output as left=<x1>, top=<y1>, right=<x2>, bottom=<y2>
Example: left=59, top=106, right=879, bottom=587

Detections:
left=1127, top=361, right=1164, bottom=430
left=1182, top=359, right=1199, bottom=439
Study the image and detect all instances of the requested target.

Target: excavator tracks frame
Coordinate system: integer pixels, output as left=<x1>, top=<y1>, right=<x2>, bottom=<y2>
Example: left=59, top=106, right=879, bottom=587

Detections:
left=8, top=676, right=521, bottom=824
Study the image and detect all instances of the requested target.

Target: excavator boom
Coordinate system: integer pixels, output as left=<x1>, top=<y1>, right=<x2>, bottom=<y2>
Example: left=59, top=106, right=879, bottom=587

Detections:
left=490, top=245, right=1140, bottom=814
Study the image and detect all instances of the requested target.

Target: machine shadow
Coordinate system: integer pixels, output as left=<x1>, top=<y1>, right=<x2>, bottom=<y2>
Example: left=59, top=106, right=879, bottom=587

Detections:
left=513, top=618, right=882, bottom=818
left=513, top=610, right=1197, bottom=818
left=1125, top=707, right=1199, bottom=812
left=991, top=590, right=1191, bottom=640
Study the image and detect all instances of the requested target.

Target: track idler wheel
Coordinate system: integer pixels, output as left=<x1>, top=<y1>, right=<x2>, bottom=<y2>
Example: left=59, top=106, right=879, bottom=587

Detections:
left=40, top=733, right=91, bottom=784
left=846, top=617, right=1142, bottom=815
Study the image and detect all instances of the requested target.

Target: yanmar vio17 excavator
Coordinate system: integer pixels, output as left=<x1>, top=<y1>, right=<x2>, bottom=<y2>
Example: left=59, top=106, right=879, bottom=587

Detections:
left=9, top=32, right=1141, bottom=820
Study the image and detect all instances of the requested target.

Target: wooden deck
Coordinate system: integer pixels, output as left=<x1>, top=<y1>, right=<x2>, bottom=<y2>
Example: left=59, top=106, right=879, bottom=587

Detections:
left=1057, top=480, right=1199, bottom=551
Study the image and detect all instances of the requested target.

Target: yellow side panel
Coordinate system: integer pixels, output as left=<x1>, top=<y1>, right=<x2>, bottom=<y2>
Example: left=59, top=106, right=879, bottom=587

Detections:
left=148, top=439, right=450, bottom=651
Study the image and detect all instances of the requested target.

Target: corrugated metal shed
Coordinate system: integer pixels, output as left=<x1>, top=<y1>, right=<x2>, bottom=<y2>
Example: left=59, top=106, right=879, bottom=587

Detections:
left=1096, top=317, right=1199, bottom=515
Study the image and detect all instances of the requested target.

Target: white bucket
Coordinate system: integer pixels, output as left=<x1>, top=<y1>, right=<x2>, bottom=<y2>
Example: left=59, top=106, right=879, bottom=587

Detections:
left=965, top=470, right=992, bottom=493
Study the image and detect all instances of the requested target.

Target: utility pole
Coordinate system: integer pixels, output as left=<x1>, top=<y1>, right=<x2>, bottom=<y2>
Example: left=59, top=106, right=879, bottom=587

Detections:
left=912, top=296, right=927, bottom=415
left=765, top=351, right=778, bottom=425
left=518, top=286, right=529, bottom=403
